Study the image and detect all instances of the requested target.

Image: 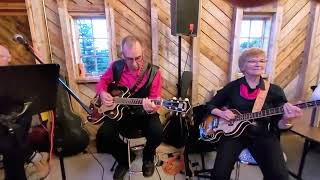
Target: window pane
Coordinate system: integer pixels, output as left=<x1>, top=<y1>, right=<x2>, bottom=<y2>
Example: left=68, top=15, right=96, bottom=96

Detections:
left=94, top=39, right=108, bottom=56
left=96, top=56, right=109, bottom=73
left=250, top=20, right=263, bottom=37
left=92, top=19, right=108, bottom=38
left=240, top=38, right=249, bottom=52
left=77, top=19, right=93, bottom=38
left=263, top=37, right=269, bottom=51
left=249, top=38, right=262, bottom=48
left=75, top=17, right=111, bottom=77
left=79, top=38, right=94, bottom=56
left=240, top=20, right=250, bottom=37
left=264, top=19, right=271, bottom=37
left=81, top=56, right=96, bottom=74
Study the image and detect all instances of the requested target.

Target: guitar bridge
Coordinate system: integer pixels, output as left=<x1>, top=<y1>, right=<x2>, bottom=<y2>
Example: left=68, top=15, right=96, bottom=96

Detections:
left=228, top=121, right=234, bottom=126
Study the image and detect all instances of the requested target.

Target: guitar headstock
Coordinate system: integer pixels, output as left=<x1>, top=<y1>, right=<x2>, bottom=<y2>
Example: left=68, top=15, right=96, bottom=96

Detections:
left=162, top=97, right=191, bottom=113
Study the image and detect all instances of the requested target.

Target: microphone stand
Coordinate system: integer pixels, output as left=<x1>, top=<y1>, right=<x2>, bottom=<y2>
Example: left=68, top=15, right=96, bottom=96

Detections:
left=22, top=43, right=91, bottom=180
left=24, top=44, right=92, bottom=114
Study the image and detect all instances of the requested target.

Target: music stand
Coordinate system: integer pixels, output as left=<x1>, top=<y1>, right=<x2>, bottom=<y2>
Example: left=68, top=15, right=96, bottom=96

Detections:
left=0, top=64, right=61, bottom=177
left=0, top=64, right=59, bottom=115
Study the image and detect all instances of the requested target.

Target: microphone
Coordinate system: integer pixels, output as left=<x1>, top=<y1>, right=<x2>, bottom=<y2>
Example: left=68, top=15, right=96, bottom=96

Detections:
left=13, top=34, right=28, bottom=45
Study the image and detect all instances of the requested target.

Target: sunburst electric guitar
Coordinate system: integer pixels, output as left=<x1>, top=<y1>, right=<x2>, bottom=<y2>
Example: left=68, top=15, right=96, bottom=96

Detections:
left=199, top=100, right=320, bottom=143
left=87, top=84, right=191, bottom=124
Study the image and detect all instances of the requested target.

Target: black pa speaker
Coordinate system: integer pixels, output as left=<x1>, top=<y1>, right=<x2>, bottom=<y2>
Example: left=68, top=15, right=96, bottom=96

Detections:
left=171, top=0, right=200, bottom=37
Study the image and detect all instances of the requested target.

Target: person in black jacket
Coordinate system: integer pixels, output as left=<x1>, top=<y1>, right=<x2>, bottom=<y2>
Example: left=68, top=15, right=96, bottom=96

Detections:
left=206, top=47, right=302, bottom=180
left=0, top=44, right=49, bottom=180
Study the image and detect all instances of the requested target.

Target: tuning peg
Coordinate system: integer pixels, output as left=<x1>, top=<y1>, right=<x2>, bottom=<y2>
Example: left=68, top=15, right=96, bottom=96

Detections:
left=185, top=98, right=189, bottom=101
left=172, top=97, right=177, bottom=100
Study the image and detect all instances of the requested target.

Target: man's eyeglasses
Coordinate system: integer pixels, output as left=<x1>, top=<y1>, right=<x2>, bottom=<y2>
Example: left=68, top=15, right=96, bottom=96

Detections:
left=123, top=55, right=142, bottom=61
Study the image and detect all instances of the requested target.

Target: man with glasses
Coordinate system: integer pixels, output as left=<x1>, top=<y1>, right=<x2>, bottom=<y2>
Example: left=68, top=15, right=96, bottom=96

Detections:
left=95, top=36, right=162, bottom=180
left=0, top=45, right=49, bottom=180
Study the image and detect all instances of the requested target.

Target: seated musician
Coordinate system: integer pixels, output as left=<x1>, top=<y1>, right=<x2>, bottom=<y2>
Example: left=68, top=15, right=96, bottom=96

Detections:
left=206, top=47, right=302, bottom=180
left=95, top=36, right=162, bottom=180
left=0, top=44, right=49, bottom=180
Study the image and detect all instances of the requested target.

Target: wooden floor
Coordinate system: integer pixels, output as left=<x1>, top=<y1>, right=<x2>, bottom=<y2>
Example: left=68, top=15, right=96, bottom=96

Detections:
left=1, top=132, right=319, bottom=180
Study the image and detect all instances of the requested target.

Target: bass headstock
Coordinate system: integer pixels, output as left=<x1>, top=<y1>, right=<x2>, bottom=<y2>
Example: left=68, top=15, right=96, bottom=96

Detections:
left=162, top=97, right=191, bottom=114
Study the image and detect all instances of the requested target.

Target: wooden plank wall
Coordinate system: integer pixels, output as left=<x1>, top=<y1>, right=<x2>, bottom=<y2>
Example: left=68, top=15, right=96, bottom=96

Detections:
left=157, top=0, right=192, bottom=99
left=0, top=15, right=34, bottom=65
left=308, top=3, right=320, bottom=89
left=197, top=0, right=231, bottom=103
left=275, top=0, right=311, bottom=100
left=44, top=0, right=67, bottom=75
left=314, top=8, right=320, bottom=84
left=0, top=2, right=34, bottom=65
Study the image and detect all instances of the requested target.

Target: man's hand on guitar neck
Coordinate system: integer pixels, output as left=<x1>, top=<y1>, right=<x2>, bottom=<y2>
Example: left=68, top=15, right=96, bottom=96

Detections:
left=100, top=91, right=114, bottom=106
left=143, top=98, right=158, bottom=114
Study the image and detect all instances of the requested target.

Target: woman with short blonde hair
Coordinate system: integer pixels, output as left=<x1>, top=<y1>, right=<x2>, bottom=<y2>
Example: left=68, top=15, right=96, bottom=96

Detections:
left=206, top=47, right=302, bottom=180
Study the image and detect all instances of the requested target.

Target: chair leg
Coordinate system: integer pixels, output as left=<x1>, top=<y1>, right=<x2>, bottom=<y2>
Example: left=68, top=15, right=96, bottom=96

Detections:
left=201, top=152, right=206, bottom=169
left=127, top=139, right=131, bottom=180
left=110, top=160, right=117, bottom=171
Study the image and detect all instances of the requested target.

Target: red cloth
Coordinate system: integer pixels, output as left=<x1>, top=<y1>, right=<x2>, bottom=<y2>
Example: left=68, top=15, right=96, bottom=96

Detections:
left=96, top=61, right=161, bottom=98
left=240, top=83, right=260, bottom=100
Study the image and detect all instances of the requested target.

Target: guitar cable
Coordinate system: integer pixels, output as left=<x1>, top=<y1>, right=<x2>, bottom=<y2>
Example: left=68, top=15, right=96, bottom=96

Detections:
left=50, top=111, right=54, bottom=164
left=86, top=148, right=104, bottom=180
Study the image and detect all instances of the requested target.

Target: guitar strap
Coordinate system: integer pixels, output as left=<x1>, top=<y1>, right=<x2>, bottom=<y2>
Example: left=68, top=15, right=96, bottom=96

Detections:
left=252, top=79, right=270, bottom=112
left=130, top=62, right=150, bottom=93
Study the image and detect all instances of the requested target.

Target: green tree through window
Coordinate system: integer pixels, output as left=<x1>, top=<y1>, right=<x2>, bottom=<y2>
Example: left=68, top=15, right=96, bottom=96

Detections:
left=76, top=18, right=109, bottom=76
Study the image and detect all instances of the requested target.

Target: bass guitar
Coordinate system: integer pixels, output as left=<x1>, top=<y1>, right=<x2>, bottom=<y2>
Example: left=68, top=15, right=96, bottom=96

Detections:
left=87, top=84, right=191, bottom=124
left=199, top=100, right=320, bottom=143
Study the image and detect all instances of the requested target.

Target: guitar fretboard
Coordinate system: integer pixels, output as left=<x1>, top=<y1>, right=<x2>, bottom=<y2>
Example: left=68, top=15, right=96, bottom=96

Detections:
left=235, top=100, right=320, bottom=121
left=114, top=97, right=162, bottom=105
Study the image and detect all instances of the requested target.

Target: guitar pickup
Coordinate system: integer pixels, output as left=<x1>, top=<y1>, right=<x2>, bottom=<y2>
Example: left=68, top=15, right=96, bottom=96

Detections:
left=212, top=118, right=219, bottom=128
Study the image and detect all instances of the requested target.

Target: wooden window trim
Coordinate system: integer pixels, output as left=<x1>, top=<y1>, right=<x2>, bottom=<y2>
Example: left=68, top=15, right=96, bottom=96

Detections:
left=70, top=14, right=114, bottom=82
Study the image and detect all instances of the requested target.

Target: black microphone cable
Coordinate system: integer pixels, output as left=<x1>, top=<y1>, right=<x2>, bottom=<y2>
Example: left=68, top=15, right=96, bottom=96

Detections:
left=86, top=148, right=105, bottom=180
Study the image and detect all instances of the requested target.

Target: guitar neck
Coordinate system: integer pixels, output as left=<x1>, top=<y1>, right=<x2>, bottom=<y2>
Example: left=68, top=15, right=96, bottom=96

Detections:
left=236, top=100, right=320, bottom=121
left=114, top=97, right=162, bottom=106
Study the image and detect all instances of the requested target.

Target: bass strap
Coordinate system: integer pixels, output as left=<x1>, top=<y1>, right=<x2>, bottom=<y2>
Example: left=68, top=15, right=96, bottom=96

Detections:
left=252, top=79, right=270, bottom=112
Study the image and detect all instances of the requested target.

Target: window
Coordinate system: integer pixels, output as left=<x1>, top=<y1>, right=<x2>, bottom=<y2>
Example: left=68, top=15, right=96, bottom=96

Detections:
left=239, top=15, right=272, bottom=55
left=74, top=18, right=110, bottom=77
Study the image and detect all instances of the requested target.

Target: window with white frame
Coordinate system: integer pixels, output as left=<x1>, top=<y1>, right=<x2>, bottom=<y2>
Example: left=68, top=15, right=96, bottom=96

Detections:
left=73, top=17, right=110, bottom=77
left=239, top=15, right=272, bottom=55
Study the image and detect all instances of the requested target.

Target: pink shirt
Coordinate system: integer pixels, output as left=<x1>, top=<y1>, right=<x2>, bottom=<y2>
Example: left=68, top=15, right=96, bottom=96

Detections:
left=96, top=61, right=161, bottom=98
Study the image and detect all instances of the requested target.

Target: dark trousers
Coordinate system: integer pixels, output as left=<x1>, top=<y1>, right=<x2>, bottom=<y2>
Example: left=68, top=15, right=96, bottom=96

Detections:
left=212, top=132, right=289, bottom=180
left=96, top=112, right=162, bottom=166
left=0, top=116, right=33, bottom=180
